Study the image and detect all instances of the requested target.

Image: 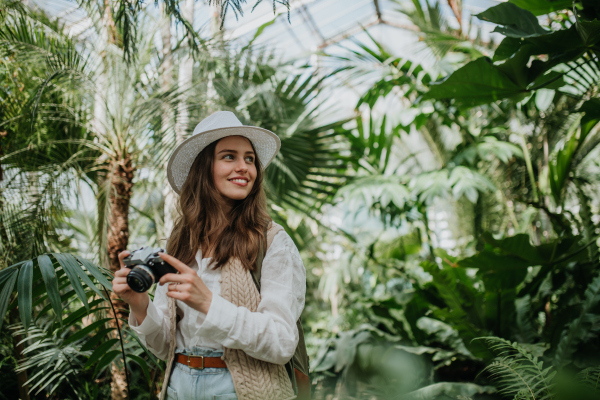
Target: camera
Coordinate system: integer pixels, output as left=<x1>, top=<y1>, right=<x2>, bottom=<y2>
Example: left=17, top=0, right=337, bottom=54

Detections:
left=123, top=247, right=177, bottom=292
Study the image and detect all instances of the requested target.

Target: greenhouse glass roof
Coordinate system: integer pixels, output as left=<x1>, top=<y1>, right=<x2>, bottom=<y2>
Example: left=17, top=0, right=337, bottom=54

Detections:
left=33, top=0, right=503, bottom=60
left=31, top=0, right=505, bottom=118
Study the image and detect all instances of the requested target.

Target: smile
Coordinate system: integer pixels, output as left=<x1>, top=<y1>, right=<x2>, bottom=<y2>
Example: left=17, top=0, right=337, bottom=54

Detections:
left=229, top=178, right=249, bottom=186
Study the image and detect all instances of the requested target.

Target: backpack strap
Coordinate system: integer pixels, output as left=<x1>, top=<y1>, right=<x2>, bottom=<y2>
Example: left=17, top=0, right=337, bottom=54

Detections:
left=250, top=222, right=310, bottom=398
left=250, top=222, right=284, bottom=291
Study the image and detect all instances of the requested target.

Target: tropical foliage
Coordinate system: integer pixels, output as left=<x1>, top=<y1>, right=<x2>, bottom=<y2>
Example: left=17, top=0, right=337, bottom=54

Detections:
left=2, top=0, right=600, bottom=400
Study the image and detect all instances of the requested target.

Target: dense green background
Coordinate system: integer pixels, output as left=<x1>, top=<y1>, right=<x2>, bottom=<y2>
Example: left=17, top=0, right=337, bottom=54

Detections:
left=1, top=0, right=600, bottom=399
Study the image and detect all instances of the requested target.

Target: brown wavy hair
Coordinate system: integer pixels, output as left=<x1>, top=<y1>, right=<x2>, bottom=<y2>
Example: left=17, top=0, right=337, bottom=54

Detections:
left=166, top=138, right=271, bottom=270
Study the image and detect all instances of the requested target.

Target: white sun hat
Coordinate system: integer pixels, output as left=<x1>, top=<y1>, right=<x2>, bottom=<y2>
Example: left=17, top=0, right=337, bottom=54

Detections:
left=166, top=111, right=281, bottom=194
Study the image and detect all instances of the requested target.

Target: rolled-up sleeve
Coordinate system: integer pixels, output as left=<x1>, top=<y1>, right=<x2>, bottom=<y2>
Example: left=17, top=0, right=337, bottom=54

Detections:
left=128, top=282, right=173, bottom=360
left=196, top=230, right=306, bottom=365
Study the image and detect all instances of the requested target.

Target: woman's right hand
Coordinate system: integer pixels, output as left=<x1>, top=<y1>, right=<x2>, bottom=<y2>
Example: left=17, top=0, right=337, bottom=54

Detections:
left=112, top=251, right=150, bottom=322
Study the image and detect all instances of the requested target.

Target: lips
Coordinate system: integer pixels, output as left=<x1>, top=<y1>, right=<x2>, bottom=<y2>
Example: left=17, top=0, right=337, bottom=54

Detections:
left=228, top=177, right=249, bottom=187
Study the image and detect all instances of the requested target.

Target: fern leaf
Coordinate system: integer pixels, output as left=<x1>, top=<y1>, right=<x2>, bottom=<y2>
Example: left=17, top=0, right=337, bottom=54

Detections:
left=579, top=366, right=600, bottom=392
left=479, top=337, right=554, bottom=400
left=553, top=272, right=600, bottom=367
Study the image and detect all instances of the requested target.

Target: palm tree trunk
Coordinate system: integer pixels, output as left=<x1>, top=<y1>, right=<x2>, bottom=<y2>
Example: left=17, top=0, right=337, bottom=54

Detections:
left=107, top=155, right=134, bottom=400
left=108, top=155, right=134, bottom=272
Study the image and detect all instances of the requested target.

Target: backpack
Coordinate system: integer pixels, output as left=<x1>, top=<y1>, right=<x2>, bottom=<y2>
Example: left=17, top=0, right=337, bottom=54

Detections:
left=250, top=224, right=310, bottom=400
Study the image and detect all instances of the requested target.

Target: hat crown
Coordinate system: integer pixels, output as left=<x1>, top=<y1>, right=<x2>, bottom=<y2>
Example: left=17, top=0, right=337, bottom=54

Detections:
left=167, top=111, right=281, bottom=194
left=193, top=111, right=243, bottom=135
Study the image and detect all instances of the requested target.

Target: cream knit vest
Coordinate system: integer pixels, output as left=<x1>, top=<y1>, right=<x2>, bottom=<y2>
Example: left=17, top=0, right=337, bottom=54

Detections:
left=159, top=223, right=295, bottom=400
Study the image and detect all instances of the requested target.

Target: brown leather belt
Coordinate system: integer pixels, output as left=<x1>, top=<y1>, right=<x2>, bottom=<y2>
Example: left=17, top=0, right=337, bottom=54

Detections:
left=175, top=353, right=228, bottom=369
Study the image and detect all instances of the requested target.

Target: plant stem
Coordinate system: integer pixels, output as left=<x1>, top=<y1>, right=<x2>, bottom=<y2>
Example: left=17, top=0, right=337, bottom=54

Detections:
left=103, top=286, right=130, bottom=399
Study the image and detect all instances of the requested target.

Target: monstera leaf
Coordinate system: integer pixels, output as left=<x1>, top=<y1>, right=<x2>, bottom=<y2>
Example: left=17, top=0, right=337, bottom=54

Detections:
left=458, top=233, right=588, bottom=292
left=477, top=3, right=549, bottom=38
left=508, top=0, right=573, bottom=16
left=421, top=57, right=528, bottom=107
left=423, top=1, right=600, bottom=107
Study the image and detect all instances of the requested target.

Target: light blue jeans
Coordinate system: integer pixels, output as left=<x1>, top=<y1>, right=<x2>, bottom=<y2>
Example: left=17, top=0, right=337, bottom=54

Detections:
left=166, top=347, right=237, bottom=400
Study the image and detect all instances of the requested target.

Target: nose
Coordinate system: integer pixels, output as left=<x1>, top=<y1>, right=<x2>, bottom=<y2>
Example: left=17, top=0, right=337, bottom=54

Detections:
left=234, top=158, right=248, bottom=173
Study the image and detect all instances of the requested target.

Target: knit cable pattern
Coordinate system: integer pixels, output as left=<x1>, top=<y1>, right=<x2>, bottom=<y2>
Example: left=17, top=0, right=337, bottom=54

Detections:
left=220, top=223, right=295, bottom=400
left=159, top=223, right=293, bottom=400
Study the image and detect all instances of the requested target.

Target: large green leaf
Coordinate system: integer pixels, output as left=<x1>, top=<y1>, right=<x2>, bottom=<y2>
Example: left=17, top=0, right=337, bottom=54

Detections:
left=493, top=37, right=523, bottom=62
left=580, top=99, right=600, bottom=137
left=94, top=350, right=122, bottom=376
left=508, top=0, right=573, bottom=16
left=459, top=234, right=548, bottom=290
left=462, top=253, right=530, bottom=290
left=53, top=253, right=88, bottom=311
left=476, top=3, right=549, bottom=38
left=84, top=338, right=119, bottom=369
left=482, top=233, right=547, bottom=264
left=548, top=115, right=582, bottom=204
left=0, top=262, right=25, bottom=285
left=0, top=270, right=18, bottom=331
left=126, top=354, right=150, bottom=382
left=496, top=45, right=536, bottom=88
left=422, top=57, right=526, bottom=107
left=62, top=299, right=108, bottom=328
left=74, top=255, right=113, bottom=290
left=575, top=18, right=600, bottom=46
left=81, top=328, right=116, bottom=352
left=62, top=318, right=113, bottom=345
left=525, top=25, right=584, bottom=55
left=37, top=254, right=63, bottom=322
left=17, top=260, right=33, bottom=330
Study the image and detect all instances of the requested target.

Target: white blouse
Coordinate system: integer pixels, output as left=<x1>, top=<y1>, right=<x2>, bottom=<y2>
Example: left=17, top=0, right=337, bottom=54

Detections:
left=128, top=229, right=306, bottom=365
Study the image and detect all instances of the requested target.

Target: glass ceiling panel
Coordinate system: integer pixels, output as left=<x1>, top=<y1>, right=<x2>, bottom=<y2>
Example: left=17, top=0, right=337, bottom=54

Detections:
left=31, top=0, right=506, bottom=120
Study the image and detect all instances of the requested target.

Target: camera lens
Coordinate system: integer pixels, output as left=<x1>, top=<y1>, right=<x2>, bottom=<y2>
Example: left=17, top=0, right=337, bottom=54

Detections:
left=127, top=266, right=155, bottom=293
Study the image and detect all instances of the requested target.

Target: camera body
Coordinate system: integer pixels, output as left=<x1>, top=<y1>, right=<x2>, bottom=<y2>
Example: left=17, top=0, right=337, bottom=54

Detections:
left=123, top=247, right=177, bottom=292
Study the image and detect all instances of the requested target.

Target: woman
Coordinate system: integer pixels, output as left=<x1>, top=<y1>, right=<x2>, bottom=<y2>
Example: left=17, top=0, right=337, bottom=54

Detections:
left=112, top=111, right=307, bottom=400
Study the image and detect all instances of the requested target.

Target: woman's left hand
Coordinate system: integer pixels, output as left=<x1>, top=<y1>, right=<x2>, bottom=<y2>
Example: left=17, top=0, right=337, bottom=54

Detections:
left=158, top=253, right=213, bottom=314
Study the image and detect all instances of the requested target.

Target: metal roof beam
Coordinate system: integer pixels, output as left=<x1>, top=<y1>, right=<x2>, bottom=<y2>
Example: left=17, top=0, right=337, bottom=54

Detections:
left=317, top=17, right=419, bottom=50
left=300, top=4, right=326, bottom=43
left=373, top=0, right=382, bottom=22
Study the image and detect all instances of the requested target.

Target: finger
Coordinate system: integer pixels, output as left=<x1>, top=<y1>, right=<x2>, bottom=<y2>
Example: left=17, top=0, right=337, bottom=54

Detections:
left=159, top=273, right=189, bottom=286
left=112, top=277, right=128, bottom=285
left=112, top=283, right=130, bottom=295
left=167, top=283, right=190, bottom=293
left=158, top=253, right=195, bottom=275
left=114, top=268, right=131, bottom=277
left=166, top=290, right=187, bottom=300
left=118, top=251, right=131, bottom=268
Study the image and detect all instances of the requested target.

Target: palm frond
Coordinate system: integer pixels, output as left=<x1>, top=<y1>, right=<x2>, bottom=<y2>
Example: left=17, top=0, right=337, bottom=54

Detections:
left=11, top=320, right=86, bottom=396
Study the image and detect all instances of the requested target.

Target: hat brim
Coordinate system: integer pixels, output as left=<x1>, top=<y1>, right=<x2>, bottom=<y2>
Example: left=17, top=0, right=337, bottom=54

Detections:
left=167, top=126, right=280, bottom=194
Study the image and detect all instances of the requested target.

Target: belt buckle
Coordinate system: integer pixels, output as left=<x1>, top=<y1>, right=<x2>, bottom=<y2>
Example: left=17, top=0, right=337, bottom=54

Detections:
left=187, top=355, right=204, bottom=370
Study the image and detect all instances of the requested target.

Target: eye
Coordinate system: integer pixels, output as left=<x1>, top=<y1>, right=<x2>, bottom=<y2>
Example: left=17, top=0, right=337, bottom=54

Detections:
left=245, top=156, right=254, bottom=163
left=223, top=154, right=234, bottom=160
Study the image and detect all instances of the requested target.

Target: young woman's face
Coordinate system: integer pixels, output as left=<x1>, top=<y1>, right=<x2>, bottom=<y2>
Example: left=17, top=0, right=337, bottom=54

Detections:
left=212, top=135, right=258, bottom=201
